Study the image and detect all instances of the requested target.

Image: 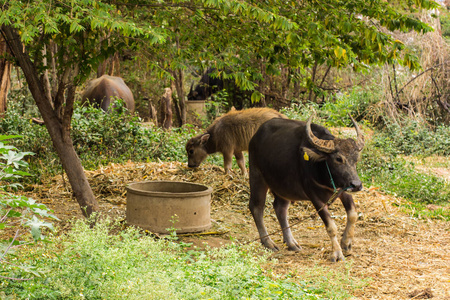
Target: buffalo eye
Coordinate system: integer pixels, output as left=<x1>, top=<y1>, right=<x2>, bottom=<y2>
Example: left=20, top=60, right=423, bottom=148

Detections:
left=189, top=149, right=194, bottom=155
left=336, top=156, right=344, bottom=163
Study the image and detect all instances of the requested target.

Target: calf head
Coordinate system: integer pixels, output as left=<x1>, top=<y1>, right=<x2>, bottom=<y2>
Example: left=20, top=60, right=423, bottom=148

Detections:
left=302, top=115, right=365, bottom=192
left=185, top=134, right=210, bottom=168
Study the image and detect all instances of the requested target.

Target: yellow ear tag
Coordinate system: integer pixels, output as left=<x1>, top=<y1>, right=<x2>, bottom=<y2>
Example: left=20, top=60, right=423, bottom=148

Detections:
left=303, top=151, right=309, bottom=161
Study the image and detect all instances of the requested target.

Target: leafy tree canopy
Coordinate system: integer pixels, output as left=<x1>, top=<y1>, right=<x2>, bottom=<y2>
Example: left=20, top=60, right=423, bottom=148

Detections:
left=0, top=0, right=440, bottom=90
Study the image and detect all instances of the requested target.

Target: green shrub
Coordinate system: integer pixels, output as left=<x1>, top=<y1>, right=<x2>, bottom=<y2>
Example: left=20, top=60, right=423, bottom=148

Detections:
left=374, top=119, right=450, bottom=156
left=0, top=105, right=58, bottom=178
left=0, top=135, right=58, bottom=281
left=2, top=218, right=328, bottom=299
left=440, top=10, right=450, bottom=42
left=282, top=87, right=377, bottom=126
left=0, top=102, right=201, bottom=177
left=318, top=88, right=377, bottom=126
left=359, top=140, right=450, bottom=220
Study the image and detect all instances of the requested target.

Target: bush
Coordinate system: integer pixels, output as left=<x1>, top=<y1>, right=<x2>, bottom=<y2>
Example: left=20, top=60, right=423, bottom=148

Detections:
left=2, top=218, right=327, bottom=299
left=440, top=10, right=450, bottom=42
left=374, top=119, right=450, bottom=156
left=0, top=135, right=58, bottom=281
left=0, top=102, right=201, bottom=177
left=0, top=105, right=58, bottom=178
left=282, top=87, right=377, bottom=126
left=359, top=139, right=450, bottom=219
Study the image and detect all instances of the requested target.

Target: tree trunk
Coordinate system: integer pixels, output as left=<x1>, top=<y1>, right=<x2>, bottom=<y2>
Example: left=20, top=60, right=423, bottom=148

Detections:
left=0, top=32, right=11, bottom=117
left=161, top=87, right=173, bottom=129
left=2, top=25, right=99, bottom=218
left=171, top=36, right=186, bottom=125
left=171, top=69, right=186, bottom=125
left=148, top=101, right=158, bottom=126
left=108, top=52, right=120, bottom=76
left=97, top=59, right=107, bottom=78
left=41, top=44, right=53, bottom=106
left=308, top=62, right=318, bottom=103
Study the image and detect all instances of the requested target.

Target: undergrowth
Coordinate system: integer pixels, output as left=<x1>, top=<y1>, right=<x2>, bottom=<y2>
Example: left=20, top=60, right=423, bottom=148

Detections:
left=374, top=119, right=450, bottom=156
left=359, top=140, right=450, bottom=220
left=1, top=218, right=344, bottom=299
left=0, top=102, right=199, bottom=179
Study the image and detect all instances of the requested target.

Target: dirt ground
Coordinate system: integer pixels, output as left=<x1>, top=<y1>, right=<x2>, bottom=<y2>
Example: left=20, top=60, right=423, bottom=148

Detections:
left=23, top=161, right=450, bottom=300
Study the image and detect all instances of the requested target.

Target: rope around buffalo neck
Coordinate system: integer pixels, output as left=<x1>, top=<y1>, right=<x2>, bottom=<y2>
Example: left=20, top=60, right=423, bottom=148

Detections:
left=326, top=161, right=353, bottom=192
left=325, top=161, right=337, bottom=192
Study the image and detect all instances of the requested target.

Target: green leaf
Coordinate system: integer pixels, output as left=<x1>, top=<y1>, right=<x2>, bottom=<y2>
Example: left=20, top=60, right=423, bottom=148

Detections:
left=25, top=216, right=55, bottom=241
left=251, top=91, right=262, bottom=103
left=0, top=135, right=22, bottom=142
left=0, top=150, right=34, bottom=168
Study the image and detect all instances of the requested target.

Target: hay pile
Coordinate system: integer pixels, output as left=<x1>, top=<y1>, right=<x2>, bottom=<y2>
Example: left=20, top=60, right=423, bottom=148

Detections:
left=31, top=160, right=253, bottom=221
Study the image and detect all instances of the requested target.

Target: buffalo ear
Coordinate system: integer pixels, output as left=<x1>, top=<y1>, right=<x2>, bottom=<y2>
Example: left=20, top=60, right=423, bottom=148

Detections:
left=302, top=147, right=326, bottom=162
left=200, top=134, right=210, bottom=144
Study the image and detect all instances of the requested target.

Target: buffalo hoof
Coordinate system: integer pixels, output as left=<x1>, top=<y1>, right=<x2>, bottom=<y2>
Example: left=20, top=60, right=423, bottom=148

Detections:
left=341, top=241, right=352, bottom=256
left=330, top=251, right=345, bottom=262
left=261, top=238, right=280, bottom=251
left=286, top=243, right=302, bottom=252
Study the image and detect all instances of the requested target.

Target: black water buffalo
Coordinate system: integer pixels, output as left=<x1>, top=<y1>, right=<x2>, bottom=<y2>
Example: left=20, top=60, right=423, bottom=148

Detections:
left=187, top=68, right=224, bottom=101
left=248, top=116, right=365, bottom=262
left=187, top=68, right=251, bottom=109
left=81, top=75, right=135, bottom=113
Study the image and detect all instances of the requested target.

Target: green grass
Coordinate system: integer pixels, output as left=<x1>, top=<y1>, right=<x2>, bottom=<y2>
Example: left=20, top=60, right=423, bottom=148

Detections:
left=359, top=140, right=450, bottom=220
left=1, top=218, right=348, bottom=300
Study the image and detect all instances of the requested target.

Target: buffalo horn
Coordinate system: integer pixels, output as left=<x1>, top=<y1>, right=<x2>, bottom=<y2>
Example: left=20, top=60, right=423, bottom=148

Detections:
left=189, top=81, right=194, bottom=93
left=348, top=114, right=365, bottom=151
left=306, top=116, right=335, bottom=153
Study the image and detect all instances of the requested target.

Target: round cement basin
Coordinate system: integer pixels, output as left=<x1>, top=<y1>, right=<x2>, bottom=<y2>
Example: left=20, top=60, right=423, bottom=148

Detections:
left=126, top=181, right=212, bottom=234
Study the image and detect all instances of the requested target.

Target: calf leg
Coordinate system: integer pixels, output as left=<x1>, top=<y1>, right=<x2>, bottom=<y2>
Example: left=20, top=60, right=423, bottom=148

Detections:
left=249, top=170, right=278, bottom=250
left=339, top=192, right=358, bottom=256
left=273, top=194, right=301, bottom=251
left=234, top=150, right=247, bottom=176
left=313, top=200, right=345, bottom=262
left=222, top=151, right=233, bottom=174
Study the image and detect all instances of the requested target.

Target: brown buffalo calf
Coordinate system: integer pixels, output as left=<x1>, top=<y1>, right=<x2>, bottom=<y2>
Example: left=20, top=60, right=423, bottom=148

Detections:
left=185, top=107, right=287, bottom=175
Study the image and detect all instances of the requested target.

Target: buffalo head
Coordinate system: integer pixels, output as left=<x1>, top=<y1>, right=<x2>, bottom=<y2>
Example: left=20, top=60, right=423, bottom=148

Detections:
left=303, top=115, right=365, bottom=192
left=185, top=134, right=210, bottom=168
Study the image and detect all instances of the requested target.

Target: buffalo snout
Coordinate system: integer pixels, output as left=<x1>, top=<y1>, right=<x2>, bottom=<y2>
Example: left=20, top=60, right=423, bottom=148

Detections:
left=348, top=179, right=363, bottom=192
left=188, top=162, right=199, bottom=168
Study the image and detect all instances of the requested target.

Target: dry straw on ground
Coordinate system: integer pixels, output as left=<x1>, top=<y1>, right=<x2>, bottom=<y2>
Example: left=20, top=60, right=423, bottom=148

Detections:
left=26, top=160, right=450, bottom=299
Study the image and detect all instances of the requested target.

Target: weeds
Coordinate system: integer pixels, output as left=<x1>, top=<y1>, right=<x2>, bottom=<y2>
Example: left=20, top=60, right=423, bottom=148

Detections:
left=360, top=140, right=450, bottom=220
left=0, top=136, right=58, bottom=281
left=2, top=218, right=328, bottom=299
left=374, top=118, right=450, bottom=156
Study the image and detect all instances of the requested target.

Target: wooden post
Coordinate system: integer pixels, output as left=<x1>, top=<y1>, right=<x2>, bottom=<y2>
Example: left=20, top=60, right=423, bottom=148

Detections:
left=148, top=101, right=158, bottom=126
left=161, top=87, right=172, bottom=129
left=0, top=33, right=11, bottom=117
